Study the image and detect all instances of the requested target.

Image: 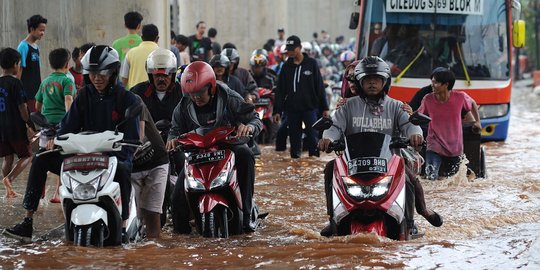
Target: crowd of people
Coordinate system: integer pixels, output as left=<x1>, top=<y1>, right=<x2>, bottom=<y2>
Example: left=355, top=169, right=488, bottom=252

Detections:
left=0, top=11, right=481, bottom=242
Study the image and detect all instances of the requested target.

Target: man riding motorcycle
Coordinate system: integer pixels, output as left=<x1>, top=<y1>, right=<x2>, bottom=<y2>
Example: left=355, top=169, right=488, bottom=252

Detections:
left=165, top=61, right=262, bottom=233
left=249, top=52, right=277, bottom=91
left=318, top=56, right=442, bottom=236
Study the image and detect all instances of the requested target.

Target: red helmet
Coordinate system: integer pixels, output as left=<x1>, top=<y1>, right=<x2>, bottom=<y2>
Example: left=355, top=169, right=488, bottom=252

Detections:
left=181, top=61, right=217, bottom=96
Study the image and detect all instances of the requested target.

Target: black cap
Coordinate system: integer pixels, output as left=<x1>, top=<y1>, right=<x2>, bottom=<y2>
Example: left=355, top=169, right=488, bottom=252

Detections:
left=277, top=28, right=284, bottom=32
left=285, top=35, right=301, bottom=50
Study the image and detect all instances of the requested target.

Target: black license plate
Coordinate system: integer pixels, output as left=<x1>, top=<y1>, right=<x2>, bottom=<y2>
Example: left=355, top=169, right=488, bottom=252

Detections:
left=187, top=150, right=225, bottom=164
left=256, top=98, right=271, bottom=106
left=347, top=157, right=387, bottom=175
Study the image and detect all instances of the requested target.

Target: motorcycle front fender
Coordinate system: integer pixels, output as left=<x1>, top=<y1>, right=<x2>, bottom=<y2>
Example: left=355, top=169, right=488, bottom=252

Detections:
left=71, top=204, right=109, bottom=226
left=198, top=194, right=229, bottom=214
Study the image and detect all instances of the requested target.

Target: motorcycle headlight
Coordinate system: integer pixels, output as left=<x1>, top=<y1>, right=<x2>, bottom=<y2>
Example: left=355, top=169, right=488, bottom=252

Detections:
left=343, top=175, right=392, bottom=201
left=186, top=169, right=205, bottom=190
left=478, top=104, right=509, bottom=119
left=72, top=176, right=101, bottom=201
left=257, top=109, right=265, bottom=120
left=210, top=171, right=229, bottom=189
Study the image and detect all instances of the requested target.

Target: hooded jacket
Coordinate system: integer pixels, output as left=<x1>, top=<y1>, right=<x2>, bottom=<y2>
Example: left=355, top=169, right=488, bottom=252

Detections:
left=273, top=53, right=328, bottom=114
left=323, top=95, right=421, bottom=143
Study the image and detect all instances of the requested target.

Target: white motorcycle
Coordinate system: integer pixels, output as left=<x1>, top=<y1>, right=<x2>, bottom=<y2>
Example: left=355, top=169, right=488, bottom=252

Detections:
left=30, top=104, right=143, bottom=247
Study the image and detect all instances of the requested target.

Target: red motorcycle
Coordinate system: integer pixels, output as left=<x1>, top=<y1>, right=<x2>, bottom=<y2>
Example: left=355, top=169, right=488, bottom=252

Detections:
left=313, top=113, right=430, bottom=240
left=254, top=87, right=277, bottom=144
left=173, top=125, right=263, bottom=237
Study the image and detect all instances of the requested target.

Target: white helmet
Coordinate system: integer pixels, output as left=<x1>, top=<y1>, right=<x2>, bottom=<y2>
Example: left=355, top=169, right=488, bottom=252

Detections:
left=146, top=49, right=177, bottom=75
left=301, top=41, right=312, bottom=53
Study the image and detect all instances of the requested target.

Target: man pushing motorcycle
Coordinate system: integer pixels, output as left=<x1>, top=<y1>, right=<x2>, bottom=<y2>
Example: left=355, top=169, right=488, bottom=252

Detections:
left=165, top=61, right=262, bottom=233
left=318, top=56, right=443, bottom=237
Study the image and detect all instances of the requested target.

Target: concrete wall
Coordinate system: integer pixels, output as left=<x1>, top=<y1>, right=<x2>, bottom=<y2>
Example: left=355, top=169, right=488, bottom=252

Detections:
left=0, top=0, right=170, bottom=77
left=176, top=0, right=357, bottom=66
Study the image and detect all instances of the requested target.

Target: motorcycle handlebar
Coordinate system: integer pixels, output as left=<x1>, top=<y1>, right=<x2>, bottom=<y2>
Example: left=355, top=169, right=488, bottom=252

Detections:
left=35, top=148, right=62, bottom=157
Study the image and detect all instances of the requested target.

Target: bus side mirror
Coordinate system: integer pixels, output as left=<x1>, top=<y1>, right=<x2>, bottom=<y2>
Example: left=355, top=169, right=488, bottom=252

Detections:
left=349, top=12, right=359, bottom=30
left=512, top=20, right=525, bottom=48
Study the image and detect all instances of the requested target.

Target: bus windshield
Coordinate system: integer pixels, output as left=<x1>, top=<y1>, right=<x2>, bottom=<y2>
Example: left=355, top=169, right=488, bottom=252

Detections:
left=361, top=0, right=509, bottom=80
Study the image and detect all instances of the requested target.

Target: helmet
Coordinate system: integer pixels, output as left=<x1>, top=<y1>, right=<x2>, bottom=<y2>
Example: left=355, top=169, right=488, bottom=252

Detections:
left=81, top=45, right=121, bottom=86
left=339, top=50, right=356, bottom=62
left=209, top=54, right=230, bottom=68
left=301, top=41, right=312, bottom=53
left=354, top=56, right=391, bottom=94
left=279, top=44, right=287, bottom=54
left=82, top=45, right=120, bottom=72
left=146, top=49, right=177, bottom=75
left=181, top=61, right=217, bottom=96
left=251, top=49, right=268, bottom=58
left=272, top=46, right=280, bottom=57
left=176, top=64, right=188, bottom=83
left=221, top=48, right=240, bottom=63
left=249, top=54, right=268, bottom=67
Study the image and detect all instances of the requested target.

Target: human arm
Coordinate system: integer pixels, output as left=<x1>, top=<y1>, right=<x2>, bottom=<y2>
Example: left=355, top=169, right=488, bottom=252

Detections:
left=35, top=101, right=43, bottom=113
left=120, top=57, right=130, bottom=88
left=272, top=68, right=287, bottom=122
left=314, top=60, right=330, bottom=117
left=17, top=42, right=28, bottom=68
left=166, top=102, right=186, bottom=151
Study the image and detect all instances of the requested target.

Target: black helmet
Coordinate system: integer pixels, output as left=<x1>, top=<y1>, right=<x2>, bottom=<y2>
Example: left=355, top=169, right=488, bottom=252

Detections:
left=209, top=54, right=230, bottom=68
left=354, top=56, right=391, bottom=95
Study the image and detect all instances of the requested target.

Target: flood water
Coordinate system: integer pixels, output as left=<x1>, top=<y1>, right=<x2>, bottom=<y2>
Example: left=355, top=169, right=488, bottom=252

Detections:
left=1, top=78, right=540, bottom=269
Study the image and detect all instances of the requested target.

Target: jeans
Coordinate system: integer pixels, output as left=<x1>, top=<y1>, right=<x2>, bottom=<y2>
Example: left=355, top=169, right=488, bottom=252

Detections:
left=425, top=150, right=442, bottom=180
left=287, top=110, right=319, bottom=158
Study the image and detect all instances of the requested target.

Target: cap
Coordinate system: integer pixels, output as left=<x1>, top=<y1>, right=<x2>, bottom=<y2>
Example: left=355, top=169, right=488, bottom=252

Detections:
left=277, top=28, right=284, bottom=32
left=286, top=35, right=301, bottom=50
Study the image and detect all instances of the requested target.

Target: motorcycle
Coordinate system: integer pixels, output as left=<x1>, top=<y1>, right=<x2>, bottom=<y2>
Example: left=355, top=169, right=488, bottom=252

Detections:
left=172, top=125, right=265, bottom=237
left=312, top=112, right=430, bottom=240
left=254, top=87, right=277, bottom=144
left=30, top=103, right=143, bottom=247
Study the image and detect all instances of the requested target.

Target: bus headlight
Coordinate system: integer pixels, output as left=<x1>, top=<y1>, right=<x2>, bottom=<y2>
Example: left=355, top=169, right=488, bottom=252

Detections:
left=478, top=104, right=509, bottom=119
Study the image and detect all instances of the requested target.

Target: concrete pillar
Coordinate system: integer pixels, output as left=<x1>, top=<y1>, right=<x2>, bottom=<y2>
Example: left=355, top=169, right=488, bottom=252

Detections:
left=0, top=0, right=169, bottom=77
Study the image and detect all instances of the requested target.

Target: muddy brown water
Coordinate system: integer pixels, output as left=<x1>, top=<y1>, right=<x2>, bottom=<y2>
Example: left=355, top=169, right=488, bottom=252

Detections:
left=1, top=79, right=539, bottom=269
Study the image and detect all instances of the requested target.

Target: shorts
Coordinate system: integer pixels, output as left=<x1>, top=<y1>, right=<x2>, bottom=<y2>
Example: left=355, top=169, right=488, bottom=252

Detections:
left=0, top=140, right=32, bottom=158
left=131, top=163, right=169, bottom=214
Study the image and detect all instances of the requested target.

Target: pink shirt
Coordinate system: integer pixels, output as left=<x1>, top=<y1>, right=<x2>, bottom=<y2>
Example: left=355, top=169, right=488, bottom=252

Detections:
left=418, top=91, right=473, bottom=157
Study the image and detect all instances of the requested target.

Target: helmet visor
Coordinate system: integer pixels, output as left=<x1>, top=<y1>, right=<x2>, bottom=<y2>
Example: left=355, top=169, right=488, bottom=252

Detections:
left=148, top=67, right=177, bottom=75
left=184, top=85, right=210, bottom=97
left=89, top=69, right=115, bottom=77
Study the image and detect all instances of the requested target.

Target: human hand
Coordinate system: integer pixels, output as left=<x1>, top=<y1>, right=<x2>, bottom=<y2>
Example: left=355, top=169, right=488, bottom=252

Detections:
left=402, top=102, right=413, bottom=115
left=322, top=110, right=330, bottom=118
left=27, top=126, right=36, bottom=142
left=273, top=113, right=281, bottom=123
left=472, top=121, right=482, bottom=134
left=237, top=123, right=254, bottom=138
left=46, top=138, right=55, bottom=150
left=409, top=134, right=423, bottom=147
left=336, top=98, right=347, bottom=110
left=165, top=139, right=177, bottom=152
left=318, top=138, right=333, bottom=153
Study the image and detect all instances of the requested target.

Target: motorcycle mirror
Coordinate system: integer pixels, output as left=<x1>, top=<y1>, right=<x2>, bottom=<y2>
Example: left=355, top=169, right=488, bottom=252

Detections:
left=155, top=119, right=171, bottom=131
left=30, top=112, right=51, bottom=128
left=312, top=117, right=333, bottom=131
left=238, top=102, right=255, bottom=114
left=409, top=111, right=431, bottom=126
left=124, top=102, right=143, bottom=119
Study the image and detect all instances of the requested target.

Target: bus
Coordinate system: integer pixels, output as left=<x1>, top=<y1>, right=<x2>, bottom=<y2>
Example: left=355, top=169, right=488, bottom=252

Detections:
left=351, top=0, right=525, bottom=141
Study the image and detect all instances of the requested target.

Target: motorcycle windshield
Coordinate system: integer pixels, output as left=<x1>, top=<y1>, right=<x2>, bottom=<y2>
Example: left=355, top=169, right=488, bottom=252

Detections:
left=344, top=132, right=392, bottom=175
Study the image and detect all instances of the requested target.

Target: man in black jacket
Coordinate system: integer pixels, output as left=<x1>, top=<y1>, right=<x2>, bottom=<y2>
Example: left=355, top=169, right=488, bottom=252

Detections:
left=273, top=35, right=329, bottom=158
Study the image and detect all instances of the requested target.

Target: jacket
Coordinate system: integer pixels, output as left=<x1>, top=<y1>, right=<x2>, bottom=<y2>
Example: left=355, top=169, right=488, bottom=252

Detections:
left=274, top=53, right=328, bottom=114
left=168, top=81, right=262, bottom=140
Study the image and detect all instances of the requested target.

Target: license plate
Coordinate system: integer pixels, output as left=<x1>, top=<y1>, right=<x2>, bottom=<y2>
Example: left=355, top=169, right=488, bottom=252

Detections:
left=187, top=150, right=225, bottom=164
left=63, top=154, right=109, bottom=171
left=256, top=98, right=271, bottom=106
left=347, top=157, right=387, bottom=175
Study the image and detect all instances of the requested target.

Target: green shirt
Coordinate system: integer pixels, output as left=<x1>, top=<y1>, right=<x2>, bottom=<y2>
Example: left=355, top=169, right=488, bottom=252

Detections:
left=35, top=72, right=76, bottom=124
left=112, top=33, right=143, bottom=62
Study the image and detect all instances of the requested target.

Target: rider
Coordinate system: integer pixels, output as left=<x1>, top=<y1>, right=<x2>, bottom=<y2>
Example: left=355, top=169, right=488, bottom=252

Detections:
left=130, top=48, right=183, bottom=238
left=249, top=52, right=278, bottom=91
left=165, top=61, right=262, bottom=233
left=3, top=45, right=140, bottom=242
left=317, top=56, right=442, bottom=236
left=221, top=48, right=258, bottom=102
left=208, top=54, right=246, bottom=98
